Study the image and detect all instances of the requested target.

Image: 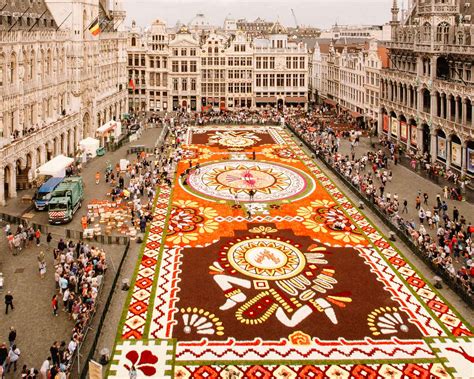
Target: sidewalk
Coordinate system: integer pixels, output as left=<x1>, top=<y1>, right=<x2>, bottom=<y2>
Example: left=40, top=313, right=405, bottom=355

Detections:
left=1, top=127, right=163, bottom=236
left=339, top=137, right=474, bottom=236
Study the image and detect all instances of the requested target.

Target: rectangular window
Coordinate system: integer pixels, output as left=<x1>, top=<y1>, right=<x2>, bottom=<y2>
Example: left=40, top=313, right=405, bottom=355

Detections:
left=173, top=78, right=178, bottom=91
left=173, top=49, right=178, bottom=56
left=190, top=61, right=197, bottom=72
left=202, top=58, right=206, bottom=66
left=293, top=57, right=298, bottom=69
left=247, top=57, right=252, bottom=66
left=263, top=57, right=268, bottom=69
left=190, top=48, right=196, bottom=56
left=181, top=61, right=188, bottom=72
left=299, top=74, right=305, bottom=87
left=228, top=70, right=234, bottom=79
left=256, top=74, right=262, bottom=87
left=191, top=79, right=196, bottom=91
left=269, top=74, right=275, bottom=87
left=256, top=57, right=261, bottom=69
left=277, top=74, right=284, bottom=87
left=286, top=57, right=291, bottom=69
left=181, top=48, right=186, bottom=56
left=286, top=74, right=291, bottom=87
left=182, top=79, right=187, bottom=91
left=263, top=74, right=268, bottom=87
left=270, top=57, right=275, bottom=69
left=172, top=61, right=178, bottom=72
left=299, top=57, right=305, bottom=69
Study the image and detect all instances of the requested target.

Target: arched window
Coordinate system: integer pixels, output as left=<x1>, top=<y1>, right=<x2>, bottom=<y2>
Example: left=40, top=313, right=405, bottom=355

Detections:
left=0, top=53, right=4, bottom=87
left=10, top=52, right=17, bottom=83
left=436, top=22, right=449, bottom=43
left=131, top=37, right=136, bottom=46
left=423, top=22, right=431, bottom=42
left=29, top=50, right=35, bottom=80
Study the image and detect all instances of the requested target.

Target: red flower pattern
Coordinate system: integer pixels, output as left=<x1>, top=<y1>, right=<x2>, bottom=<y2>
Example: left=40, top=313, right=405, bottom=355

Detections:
left=124, top=350, right=159, bottom=376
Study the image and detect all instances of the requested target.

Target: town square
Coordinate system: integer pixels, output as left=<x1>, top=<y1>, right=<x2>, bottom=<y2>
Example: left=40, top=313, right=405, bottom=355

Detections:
left=0, top=0, right=473, bottom=378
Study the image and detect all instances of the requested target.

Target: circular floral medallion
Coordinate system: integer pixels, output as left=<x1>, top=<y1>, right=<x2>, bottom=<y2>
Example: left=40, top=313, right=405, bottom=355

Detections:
left=227, top=238, right=306, bottom=280
left=209, top=131, right=261, bottom=148
left=185, top=161, right=314, bottom=202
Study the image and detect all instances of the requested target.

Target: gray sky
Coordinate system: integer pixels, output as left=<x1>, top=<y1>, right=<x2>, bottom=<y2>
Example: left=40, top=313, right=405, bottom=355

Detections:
left=123, top=0, right=393, bottom=29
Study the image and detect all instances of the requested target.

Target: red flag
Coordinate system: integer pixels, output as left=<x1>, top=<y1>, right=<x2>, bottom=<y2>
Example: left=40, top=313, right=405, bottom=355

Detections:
left=129, top=79, right=136, bottom=91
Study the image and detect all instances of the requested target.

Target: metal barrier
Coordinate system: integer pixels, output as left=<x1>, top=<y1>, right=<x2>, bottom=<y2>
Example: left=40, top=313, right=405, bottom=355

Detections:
left=79, top=240, right=131, bottom=378
left=286, top=124, right=474, bottom=308
left=0, top=212, right=130, bottom=245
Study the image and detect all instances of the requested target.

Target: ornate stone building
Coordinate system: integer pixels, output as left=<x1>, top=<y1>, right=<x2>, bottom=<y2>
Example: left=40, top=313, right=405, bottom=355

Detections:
left=379, top=0, right=474, bottom=175
left=0, top=0, right=128, bottom=205
left=126, top=21, right=310, bottom=112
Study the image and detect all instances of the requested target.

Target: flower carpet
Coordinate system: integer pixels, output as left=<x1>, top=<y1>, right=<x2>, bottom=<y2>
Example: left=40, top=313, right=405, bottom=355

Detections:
left=109, top=126, right=473, bottom=378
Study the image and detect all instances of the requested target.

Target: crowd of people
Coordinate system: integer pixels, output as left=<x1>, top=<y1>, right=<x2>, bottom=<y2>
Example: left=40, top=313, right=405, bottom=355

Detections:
left=288, top=108, right=474, bottom=298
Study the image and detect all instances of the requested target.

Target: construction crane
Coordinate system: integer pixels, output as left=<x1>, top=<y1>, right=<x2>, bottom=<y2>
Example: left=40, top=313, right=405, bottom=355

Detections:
left=291, top=8, right=299, bottom=29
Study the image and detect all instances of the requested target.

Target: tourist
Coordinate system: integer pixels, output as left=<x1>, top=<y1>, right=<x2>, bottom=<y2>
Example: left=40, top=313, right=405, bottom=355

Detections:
left=4, top=291, right=14, bottom=314
left=8, top=327, right=16, bottom=347
left=5, top=344, right=21, bottom=373
left=52, top=295, right=59, bottom=316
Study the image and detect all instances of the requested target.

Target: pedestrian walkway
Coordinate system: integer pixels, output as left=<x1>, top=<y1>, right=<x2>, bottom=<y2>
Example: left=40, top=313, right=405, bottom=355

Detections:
left=339, top=136, right=474, bottom=238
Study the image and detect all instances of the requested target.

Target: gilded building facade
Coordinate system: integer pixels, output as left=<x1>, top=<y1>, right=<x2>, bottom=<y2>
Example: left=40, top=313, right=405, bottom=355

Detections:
left=0, top=0, right=128, bottom=205
left=379, top=0, right=474, bottom=175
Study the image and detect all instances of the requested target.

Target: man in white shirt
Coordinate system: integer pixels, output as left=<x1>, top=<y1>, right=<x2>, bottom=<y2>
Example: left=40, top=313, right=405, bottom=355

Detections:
left=39, top=357, right=51, bottom=379
left=5, top=344, right=20, bottom=373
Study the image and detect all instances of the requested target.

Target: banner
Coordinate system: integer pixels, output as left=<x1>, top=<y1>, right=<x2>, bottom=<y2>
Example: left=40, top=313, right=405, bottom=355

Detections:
left=391, top=117, right=399, bottom=137
left=88, top=360, right=103, bottom=379
left=410, top=125, right=417, bottom=146
left=383, top=114, right=389, bottom=133
left=400, top=121, right=408, bottom=142
left=451, top=141, right=462, bottom=167
left=468, top=148, right=474, bottom=173
left=437, top=136, right=447, bottom=160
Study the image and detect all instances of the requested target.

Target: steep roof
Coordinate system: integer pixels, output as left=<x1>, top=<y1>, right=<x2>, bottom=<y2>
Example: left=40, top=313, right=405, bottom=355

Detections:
left=0, top=0, right=57, bottom=31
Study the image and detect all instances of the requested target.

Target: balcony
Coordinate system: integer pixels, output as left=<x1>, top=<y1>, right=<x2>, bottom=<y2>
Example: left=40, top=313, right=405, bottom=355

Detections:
left=0, top=113, right=80, bottom=162
left=418, top=4, right=458, bottom=14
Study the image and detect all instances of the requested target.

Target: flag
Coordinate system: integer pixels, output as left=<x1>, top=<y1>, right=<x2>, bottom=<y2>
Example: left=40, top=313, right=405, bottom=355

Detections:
left=89, top=17, right=101, bottom=36
left=129, top=79, right=136, bottom=91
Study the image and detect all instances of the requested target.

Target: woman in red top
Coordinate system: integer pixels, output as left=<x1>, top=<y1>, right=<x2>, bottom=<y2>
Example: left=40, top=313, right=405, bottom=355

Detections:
left=51, top=295, right=58, bottom=317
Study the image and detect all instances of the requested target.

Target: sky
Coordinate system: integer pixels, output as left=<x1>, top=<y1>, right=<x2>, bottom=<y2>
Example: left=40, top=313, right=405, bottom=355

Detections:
left=122, top=0, right=394, bottom=29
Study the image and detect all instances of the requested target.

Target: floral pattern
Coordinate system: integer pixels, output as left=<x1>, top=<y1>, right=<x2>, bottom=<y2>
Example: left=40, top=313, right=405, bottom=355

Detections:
left=288, top=331, right=312, bottom=345
left=124, top=350, right=159, bottom=376
left=167, top=200, right=219, bottom=245
left=297, top=200, right=366, bottom=246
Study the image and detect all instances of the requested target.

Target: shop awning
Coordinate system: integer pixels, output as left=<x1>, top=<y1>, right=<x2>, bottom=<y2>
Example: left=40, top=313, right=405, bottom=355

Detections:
left=256, top=96, right=277, bottom=103
left=324, top=98, right=337, bottom=106
left=285, top=96, right=307, bottom=103
left=351, top=111, right=363, bottom=118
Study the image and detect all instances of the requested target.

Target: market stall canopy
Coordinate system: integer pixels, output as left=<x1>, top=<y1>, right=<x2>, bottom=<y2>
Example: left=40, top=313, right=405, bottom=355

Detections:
left=79, top=137, right=100, bottom=158
left=97, top=121, right=122, bottom=139
left=37, top=155, right=74, bottom=177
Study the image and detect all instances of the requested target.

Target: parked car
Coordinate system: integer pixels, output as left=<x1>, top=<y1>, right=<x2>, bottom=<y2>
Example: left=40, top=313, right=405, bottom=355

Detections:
left=128, top=124, right=141, bottom=134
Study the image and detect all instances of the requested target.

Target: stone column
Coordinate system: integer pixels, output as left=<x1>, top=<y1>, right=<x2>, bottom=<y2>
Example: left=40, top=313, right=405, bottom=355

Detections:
left=417, top=89, right=423, bottom=113
left=430, top=129, right=437, bottom=163
left=440, top=94, right=445, bottom=119
left=0, top=169, right=5, bottom=206
left=377, top=109, right=383, bottom=136
left=431, top=93, right=438, bottom=118
left=447, top=95, right=452, bottom=122
left=9, top=165, right=17, bottom=199
left=461, top=98, right=467, bottom=125
left=417, top=125, right=424, bottom=152
left=455, top=97, right=460, bottom=124
left=461, top=140, right=467, bottom=176
left=446, top=134, right=452, bottom=169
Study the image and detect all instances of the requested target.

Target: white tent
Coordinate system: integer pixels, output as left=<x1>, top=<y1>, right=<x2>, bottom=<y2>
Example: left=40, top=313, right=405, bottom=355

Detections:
left=79, top=137, right=100, bottom=158
left=97, top=121, right=122, bottom=139
left=37, top=155, right=74, bottom=178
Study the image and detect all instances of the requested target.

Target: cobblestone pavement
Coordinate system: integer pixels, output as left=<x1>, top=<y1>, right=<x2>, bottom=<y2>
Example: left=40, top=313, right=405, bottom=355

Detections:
left=338, top=136, right=474, bottom=239
left=2, top=126, right=162, bottom=235
left=0, top=234, right=72, bottom=374
left=0, top=127, right=163, bottom=376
